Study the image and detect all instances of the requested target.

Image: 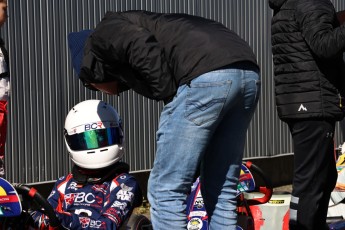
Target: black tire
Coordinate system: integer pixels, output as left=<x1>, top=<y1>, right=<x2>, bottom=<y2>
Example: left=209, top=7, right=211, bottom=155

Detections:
left=125, top=214, right=152, bottom=230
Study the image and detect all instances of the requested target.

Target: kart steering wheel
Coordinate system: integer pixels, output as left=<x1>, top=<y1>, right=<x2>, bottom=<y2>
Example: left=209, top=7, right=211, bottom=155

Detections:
left=13, top=184, right=61, bottom=228
left=242, top=161, right=273, bottom=206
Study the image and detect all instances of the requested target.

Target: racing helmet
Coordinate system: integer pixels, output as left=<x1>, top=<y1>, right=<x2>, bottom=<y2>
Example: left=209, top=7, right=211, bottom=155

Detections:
left=64, top=100, right=124, bottom=169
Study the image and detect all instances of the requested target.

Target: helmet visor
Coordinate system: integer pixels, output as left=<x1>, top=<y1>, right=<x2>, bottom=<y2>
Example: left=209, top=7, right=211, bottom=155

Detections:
left=65, top=127, right=123, bottom=151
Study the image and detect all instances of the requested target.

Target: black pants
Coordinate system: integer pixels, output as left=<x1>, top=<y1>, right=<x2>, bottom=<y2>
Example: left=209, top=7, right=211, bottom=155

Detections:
left=287, top=120, right=337, bottom=230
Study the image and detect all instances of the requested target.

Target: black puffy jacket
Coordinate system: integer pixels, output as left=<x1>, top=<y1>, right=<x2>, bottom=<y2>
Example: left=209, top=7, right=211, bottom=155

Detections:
left=269, top=0, right=345, bottom=121
left=80, top=11, right=258, bottom=102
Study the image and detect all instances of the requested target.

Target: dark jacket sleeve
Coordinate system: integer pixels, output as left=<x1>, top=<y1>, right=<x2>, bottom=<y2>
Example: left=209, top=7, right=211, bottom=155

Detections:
left=81, top=12, right=177, bottom=101
left=296, top=0, right=345, bottom=59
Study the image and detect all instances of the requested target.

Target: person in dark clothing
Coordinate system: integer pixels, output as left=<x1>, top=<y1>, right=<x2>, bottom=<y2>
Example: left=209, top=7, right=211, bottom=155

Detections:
left=68, top=10, right=261, bottom=229
left=269, top=0, right=345, bottom=229
left=337, top=10, right=345, bottom=148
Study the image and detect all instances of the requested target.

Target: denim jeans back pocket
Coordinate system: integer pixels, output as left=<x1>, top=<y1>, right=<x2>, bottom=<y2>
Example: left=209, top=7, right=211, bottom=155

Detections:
left=244, top=78, right=261, bottom=110
left=185, top=80, right=232, bottom=126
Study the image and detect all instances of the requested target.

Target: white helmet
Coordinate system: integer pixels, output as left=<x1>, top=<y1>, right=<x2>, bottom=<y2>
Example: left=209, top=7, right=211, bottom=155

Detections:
left=64, top=100, right=124, bottom=169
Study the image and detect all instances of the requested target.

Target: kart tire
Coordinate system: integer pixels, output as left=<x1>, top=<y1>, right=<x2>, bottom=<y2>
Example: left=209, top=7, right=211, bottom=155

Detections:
left=125, top=214, right=152, bottom=230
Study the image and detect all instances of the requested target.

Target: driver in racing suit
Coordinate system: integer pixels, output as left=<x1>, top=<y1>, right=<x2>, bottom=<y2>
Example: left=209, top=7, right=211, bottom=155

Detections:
left=31, top=100, right=142, bottom=229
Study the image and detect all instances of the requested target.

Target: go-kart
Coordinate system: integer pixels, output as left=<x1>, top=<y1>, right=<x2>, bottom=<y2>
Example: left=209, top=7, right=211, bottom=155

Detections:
left=186, top=161, right=273, bottom=230
left=0, top=178, right=59, bottom=229
left=0, top=177, right=152, bottom=229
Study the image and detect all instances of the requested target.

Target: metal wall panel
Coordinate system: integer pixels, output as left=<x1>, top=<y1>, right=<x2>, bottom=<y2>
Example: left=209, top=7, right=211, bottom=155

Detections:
left=2, top=0, right=345, bottom=183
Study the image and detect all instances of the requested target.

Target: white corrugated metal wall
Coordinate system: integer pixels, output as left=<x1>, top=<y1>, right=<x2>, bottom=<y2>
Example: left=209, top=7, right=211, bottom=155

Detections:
left=2, top=0, right=345, bottom=183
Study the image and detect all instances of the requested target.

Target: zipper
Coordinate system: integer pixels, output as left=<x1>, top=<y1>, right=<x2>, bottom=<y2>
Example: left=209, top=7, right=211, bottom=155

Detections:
left=339, top=93, right=343, bottom=108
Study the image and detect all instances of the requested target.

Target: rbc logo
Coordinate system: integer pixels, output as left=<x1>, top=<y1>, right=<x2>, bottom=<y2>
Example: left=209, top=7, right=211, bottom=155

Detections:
left=85, top=122, right=103, bottom=131
left=65, top=192, right=95, bottom=204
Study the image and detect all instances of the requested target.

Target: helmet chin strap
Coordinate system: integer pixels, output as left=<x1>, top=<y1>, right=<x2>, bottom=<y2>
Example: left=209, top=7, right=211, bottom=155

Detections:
left=72, top=162, right=129, bottom=185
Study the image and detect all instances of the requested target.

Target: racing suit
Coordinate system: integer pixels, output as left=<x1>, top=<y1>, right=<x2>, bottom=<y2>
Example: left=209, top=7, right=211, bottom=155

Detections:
left=31, top=167, right=141, bottom=229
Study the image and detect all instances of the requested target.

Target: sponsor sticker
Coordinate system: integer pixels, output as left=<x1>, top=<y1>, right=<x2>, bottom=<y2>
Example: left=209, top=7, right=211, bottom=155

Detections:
left=187, top=217, right=203, bottom=230
left=189, top=211, right=207, bottom=217
left=269, top=199, right=285, bottom=204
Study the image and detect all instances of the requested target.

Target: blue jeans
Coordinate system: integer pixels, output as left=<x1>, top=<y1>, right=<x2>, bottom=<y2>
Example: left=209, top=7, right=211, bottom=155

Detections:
left=147, top=63, right=260, bottom=230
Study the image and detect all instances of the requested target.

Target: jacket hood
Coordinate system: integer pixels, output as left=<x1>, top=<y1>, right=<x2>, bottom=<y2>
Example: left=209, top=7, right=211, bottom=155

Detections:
left=269, top=0, right=287, bottom=10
